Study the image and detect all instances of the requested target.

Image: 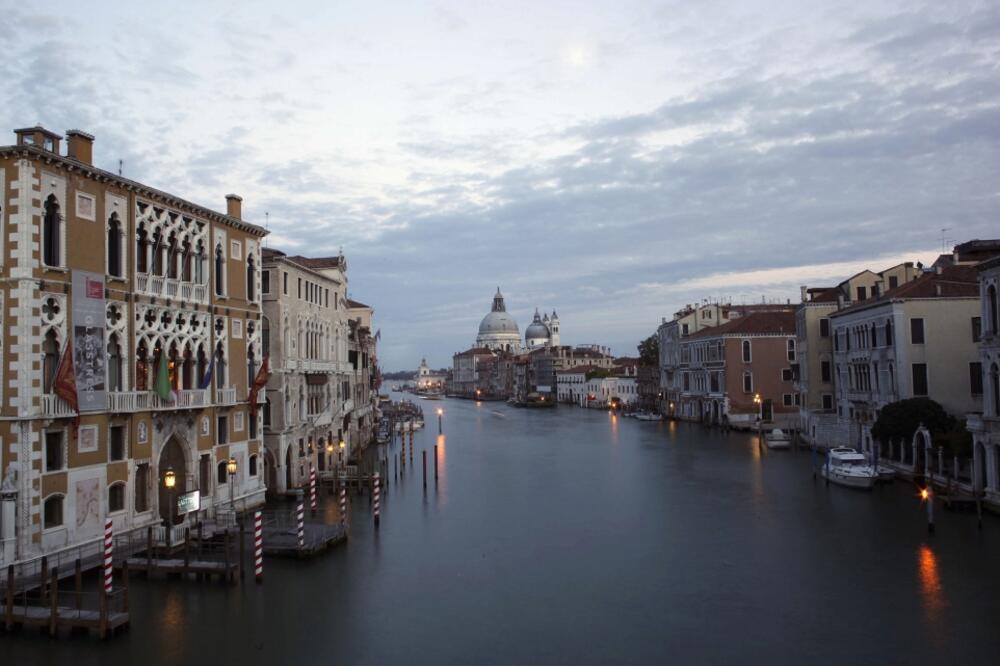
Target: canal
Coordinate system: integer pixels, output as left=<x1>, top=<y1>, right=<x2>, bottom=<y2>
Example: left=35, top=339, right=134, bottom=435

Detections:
left=4, top=393, right=1000, bottom=664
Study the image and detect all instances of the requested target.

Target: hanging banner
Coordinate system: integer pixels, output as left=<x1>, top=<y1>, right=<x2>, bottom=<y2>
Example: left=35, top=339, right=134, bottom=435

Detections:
left=71, top=270, right=107, bottom=412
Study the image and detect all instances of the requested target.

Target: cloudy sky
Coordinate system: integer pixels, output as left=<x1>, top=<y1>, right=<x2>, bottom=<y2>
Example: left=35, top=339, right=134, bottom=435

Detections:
left=2, top=1, right=997, bottom=369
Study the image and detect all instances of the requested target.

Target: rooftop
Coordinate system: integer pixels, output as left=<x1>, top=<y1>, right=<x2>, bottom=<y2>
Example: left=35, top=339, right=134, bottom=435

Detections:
left=834, top=263, right=979, bottom=315
left=685, top=310, right=797, bottom=339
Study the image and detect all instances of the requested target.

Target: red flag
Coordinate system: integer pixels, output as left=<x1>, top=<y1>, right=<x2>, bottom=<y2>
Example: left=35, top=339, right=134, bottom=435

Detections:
left=248, top=356, right=270, bottom=417
left=52, top=339, right=80, bottom=436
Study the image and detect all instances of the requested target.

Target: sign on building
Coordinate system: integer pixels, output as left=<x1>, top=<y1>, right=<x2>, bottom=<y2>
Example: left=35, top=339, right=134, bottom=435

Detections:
left=176, top=490, right=200, bottom=515
left=71, top=270, right=107, bottom=412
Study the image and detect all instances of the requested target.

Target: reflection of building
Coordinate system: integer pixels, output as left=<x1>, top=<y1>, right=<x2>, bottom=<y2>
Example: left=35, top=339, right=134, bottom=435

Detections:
left=414, top=358, right=446, bottom=391
left=0, top=125, right=267, bottom=568
left=260, top=250, right=351, bottom=494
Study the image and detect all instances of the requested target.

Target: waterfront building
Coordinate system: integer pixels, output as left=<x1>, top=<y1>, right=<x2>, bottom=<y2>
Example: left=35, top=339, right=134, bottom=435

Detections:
left=676, top=310, right=798, bottom=429
left=476, top=288, right=522, bottom=352
left=451, top=348, right=495, bottom=396
left=346, top=299, right=378, bottom=447
left=525, top=308, right=561, bottom=349
left=260, top=250, right=349, bottom=494
left=794, top=262, right=922, bottom=447
left=969, top=255, right=1000, bottom=510
left=0, top=126, right=267, bottom=566
left=414, top=358, right=447, bottom=391
left=829, top=263, right=982, bottom=450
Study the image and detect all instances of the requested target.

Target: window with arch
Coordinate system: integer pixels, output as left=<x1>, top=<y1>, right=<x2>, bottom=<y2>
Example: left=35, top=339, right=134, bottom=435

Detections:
left=989, top=284, right=998, bottom=336
left=992, top=363, right=999, bottom=417
left=136, top=223, right=149, bottom=273
left=195, top=240, right=206, bottom=284
left=247, top=254, right=256, bottom=301
left=43, top=494, right=64, bottom=528
left=42, top=329, right=60, bottom=393
left=43, top=194, right=61, bottom=267
left=107, top=333, right=123, bottom=392
left=262, top=317, right=271, bottom=357
left=107, top=213, right=124, bottom=277
left=108, top=482, right=126, bottom=513
left=870, top=324, right=877, bottom=348
left=215, top=343, right=226, bottom=389
left=217, top=461, right=228, bottom=484
left=214, top=244, right=225, bottom=296
left=249, top=454, right=258, bottom=476
left=741, top=340, right=751, bottom=363
left=885, top=319, right=893, bottom=347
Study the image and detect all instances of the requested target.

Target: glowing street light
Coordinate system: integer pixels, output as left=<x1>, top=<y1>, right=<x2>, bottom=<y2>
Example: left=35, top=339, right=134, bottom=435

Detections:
left=437, top=407, right=444, bottom=434
left=164, top=467, right=176, bottom=548
left=227, top=457, right=237, bottom=515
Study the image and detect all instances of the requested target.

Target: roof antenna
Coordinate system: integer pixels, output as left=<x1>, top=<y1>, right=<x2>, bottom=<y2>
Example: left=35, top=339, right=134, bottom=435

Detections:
left=264, top=212, right=269, bottom=247
left=118, top=159, right=123, bottom=176
left=940, top=227, right=952, bottom=254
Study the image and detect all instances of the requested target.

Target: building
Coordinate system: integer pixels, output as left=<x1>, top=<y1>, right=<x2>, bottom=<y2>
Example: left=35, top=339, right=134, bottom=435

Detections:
left=414, top=358, right=447, bottom=391
left=346, top=298, right=379, bottom=448
left=830, top=263, right=982, bottom=450
left=476, top=288, right=521, bottom=352
left=450, top=348, right=495, bottom=397
left=969, top=255, right=1000, bottom=510
left=525, top=308, right=561, bottom=349
left=260, top=249, right=350, bottom=494
left=676, top=310, right=798, bottom=429
left=0, top=126, right=267, bottom=567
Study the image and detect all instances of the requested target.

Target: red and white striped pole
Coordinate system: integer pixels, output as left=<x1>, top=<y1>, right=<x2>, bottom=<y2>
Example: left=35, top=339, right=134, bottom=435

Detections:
left=103, top=518, right=113, bottom=594
left=309, top=465, right=317, bottom=515
left=296, top=502, right=305, bottom=550
left=339, top=486, right=347, bottom=528
left=253, top=510, right=263, bottom=583
left=373, top=472, right=380, bottom=528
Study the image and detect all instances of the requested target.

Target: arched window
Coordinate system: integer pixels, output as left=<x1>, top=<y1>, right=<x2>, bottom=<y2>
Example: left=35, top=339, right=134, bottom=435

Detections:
left=248, top=347, right=257, bottom=387
left=167, top=232, right=179, bottom=279
left=136, top=224, right=149, bottom=273
left=870, top=324, right=877, bottom=348
left=262, top=317, right=271, bottom=358
left=108, top=482, right=126, bottom=513
left=43, top=330, right=60, bottom=393
left=136, top=339, right=149, bottom=391
left=43, top=195, right=61, bottom=267
left=885, top=319, right=893, bottom=347
left=181, top=239, right=192, bottom=282
left=263, top=398, right=271, bottom=427
left=741, top=340, right=751, bottom=363
left=182, top=344, right=194, bottom=390
left=216, top=343, right=226, bottom=389
left=151, top=229, right=164, bottom=275
left=195, top=240, right=205, bottom=284
left=249, top=454, right=258, bottom=476
left=992, top=364, right=1000, bottom=417
left=196, top=346, right=207, bottom=387
left=989, top=285, right=998, bottom=336
left=214, top=244, right=225, bottom=296
left=247, top=255, right=256, bottom=301
left=107, top=213, right=123, bottom=277
left=43, top=494, right=64, bottom=528
left=217, top=461, right=228, bottom=484
left=107, top=333, right=122, bottom=392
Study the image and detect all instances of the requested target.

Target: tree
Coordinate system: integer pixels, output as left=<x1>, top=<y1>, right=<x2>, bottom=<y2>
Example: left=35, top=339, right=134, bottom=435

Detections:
left=871, top=397, right=971, bottom=457
left=637, top=334, right=659, bottom=366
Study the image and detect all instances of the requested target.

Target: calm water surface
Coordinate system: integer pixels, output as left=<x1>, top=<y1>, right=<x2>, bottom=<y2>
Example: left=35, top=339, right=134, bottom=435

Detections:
left=4, top=393, right=1000, bottom=664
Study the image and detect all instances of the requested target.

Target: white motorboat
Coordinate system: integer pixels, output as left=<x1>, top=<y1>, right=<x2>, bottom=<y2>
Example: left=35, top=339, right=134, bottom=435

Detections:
left=635, top=412, right=662, bottom=421
left=876, top=464, right=896, bottom=482
left=764, top=428, right=791, bottom=449
left=820, top=448, right=878, bottom=489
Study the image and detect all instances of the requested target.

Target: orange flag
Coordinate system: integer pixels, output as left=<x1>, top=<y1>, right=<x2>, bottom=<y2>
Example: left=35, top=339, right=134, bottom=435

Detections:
left=249, top=356, right=270, bottom=416
left=53, top=339, right=80, bottom=437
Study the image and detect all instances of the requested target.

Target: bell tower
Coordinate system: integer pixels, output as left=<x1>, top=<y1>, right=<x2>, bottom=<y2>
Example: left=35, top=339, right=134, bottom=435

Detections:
left=550, top=310, right=560, bottom=346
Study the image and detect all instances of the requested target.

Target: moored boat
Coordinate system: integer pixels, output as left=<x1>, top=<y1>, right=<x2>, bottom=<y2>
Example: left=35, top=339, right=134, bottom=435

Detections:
left=764, top=428, right=791, bottom=449
left=820, top=447, right=878, bottom=489
left=635, top=412, right=662, bottom=421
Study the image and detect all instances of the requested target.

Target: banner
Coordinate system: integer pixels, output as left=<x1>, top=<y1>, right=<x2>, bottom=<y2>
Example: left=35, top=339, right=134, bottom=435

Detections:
left=71, top=270, right=107, bottom=412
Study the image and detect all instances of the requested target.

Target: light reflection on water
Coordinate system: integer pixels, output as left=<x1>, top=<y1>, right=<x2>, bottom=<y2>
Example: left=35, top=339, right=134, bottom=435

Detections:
left=918, top=543, right=946, bottom=631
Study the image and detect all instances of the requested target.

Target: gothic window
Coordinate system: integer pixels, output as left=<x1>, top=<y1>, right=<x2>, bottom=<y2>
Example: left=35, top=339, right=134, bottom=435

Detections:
left=885, top=319, right=894, bottom=347
left=197, top=346, right=208, bottom=387
left=248, top=347, right=257, bottom=387
left=151, top=230, right=164, bottom=276
left=216, top=343, right=226, bottom=388
left=182, top=344, right=194, bottom=390
left=741, top=340, right=751, bottom=363
left=247, top=254, right=256, bottom=301
left=167, top=232, right=179, bottom=279
left=262, top=317, right=271, bottom=358
left=43, top=195, right=61, bottom=267
left=107, top=213, right=124, bottom=277
left=989, top=285, right=998, bottom=335
left=182, top=239, right=192, bottom=282
left=43, top=329, right=60, bottom=393
left=214, top=244, right=225, bottom=296
left=992, top=364, right=1000, bottom=417
left=195, top=240, right=205, bottom=284
left=136, top=339, right=149, bottom=391
left=108, top=483, right=125, bottom=513
left=136, top=224, right=149, bottom=273
left=107, top=333, right=122, bottom=392
left=43, top=495, right=64, bottom=528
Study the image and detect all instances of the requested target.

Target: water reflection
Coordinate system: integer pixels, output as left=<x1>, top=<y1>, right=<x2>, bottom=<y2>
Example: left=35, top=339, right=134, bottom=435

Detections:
left=918, top=544, right=946, bottom=627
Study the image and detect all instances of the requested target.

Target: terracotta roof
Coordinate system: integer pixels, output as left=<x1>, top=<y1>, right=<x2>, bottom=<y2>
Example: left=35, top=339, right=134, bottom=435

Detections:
left=287, top=255, right=345, bottom=270
left=808, top=287, right=841, bottom=303
left=346, top=298, right=370, bottom=309
left=834, top=264, right=978, bottom=315
left=453, top=347, right=495, bottom=358
left=556, top=364, right=600, bottom=375
left=685, top=310, right=796, bottom=339
left=262, top=247, right=285, bottom=259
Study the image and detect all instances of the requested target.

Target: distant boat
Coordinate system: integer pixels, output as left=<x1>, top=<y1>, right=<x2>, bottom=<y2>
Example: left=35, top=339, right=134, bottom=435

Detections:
left=635, top=412, right=662, bottom=421
left=764, top=428, right=791, bottom=449
left=821, top=448, right=878, bottom=489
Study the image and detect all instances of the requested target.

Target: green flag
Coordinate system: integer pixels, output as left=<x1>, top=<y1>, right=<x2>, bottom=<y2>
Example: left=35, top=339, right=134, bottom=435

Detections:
left=155, top=350, right=173, bottom=401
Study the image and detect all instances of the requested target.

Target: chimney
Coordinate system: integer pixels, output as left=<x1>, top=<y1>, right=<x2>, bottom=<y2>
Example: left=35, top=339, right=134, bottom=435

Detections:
left=226, top=194, right=243, bottom=220
left=799, top=285, right=807, bottom=302
left=935, top=264, right=942, bottom=275
left=66, top=129, right=94, bottom=165
left=837, top=293, right=845, bottom=310
left=935, top=283, right=942, bottom=296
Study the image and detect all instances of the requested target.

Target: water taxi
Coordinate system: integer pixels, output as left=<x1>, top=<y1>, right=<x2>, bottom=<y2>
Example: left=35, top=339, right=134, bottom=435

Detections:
left=820, top=447, right=878, bottom=489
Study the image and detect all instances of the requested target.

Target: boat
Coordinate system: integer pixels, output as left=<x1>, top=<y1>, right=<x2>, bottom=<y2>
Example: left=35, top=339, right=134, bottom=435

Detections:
left=820, top=448, right=878, bottom=489
left=635, top=412, right=662, bottom=421
left=764, top=428, right=791, bottom=449
left=876, top=464, right=896, bottom=482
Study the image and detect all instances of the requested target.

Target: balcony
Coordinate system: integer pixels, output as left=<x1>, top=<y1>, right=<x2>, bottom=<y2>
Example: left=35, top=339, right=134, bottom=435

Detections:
left=215, top=387, right=238, bottom=406
left=41, top=394, right=76, bottom=418
left=136, top=273, right=208, bottom=304
left=106, top=389, right=211, bottom=412
left=298, top=359, right=338, bottom=373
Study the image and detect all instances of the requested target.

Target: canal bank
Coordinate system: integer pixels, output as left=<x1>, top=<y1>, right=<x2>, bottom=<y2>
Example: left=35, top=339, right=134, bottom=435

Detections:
left=3, top=393, right=1000, bottom=665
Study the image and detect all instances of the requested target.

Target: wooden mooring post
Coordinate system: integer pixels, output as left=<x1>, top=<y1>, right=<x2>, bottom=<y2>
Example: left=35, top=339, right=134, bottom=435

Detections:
left=423, top=450, right=427, bottom=489
left=434, top=444, right=439, bottom=482
left=184, top=528, right=191, bottom=576
left=5, top=564, right=13, bottom=631
left=75, top=558, right=83, bottom=610
left=49, top=567, right=58, bottom=637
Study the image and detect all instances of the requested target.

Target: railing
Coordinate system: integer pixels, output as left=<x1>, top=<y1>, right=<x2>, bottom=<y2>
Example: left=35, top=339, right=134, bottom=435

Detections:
left=215, top=387, right=238, bottom=405
left=106, top=389, right=210, bottom=412
left=41, top=394, right=76, bottom=417
left=135, top=272, right=208, bottom=304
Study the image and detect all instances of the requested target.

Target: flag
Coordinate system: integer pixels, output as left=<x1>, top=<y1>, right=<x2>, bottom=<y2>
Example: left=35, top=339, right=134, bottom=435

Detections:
left=374, top=328, right=381, bottom=342
left=198, top=352, right=216, bottom=390
left=249, top=356, right=270, bottom=416
left=53, top=339, right=80, bottom=436
left=155, top=350, right=173, bottom=402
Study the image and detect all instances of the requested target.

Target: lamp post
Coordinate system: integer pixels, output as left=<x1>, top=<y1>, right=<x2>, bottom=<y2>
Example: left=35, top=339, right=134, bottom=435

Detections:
left=437, top=407, right=444, bottom=434
left=164, top=467, right=176, bottom=549
left=227, top=457, right=237, bottom=518
left=326, top=441, right=334, bottom=494
left=753, top=393, right=762, bottom=445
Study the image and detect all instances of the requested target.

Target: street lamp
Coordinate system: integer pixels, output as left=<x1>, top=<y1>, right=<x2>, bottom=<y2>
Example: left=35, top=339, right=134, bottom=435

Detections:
left=437, top=407, right=444, bottom=434
left=164, top=467, right=176, bottom=548
left=227, top=457, right=237, bottom=516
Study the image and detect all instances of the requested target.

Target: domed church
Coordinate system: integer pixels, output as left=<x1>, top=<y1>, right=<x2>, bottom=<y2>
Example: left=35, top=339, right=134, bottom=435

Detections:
left=475, top=288, right=561, bottom=352
left=477, top=288, right=522, bottom=352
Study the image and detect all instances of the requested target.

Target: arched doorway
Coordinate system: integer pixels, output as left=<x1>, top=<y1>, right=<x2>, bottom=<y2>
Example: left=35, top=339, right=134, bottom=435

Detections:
left=913, top=430, right=929, bottom=478
left=284, top=443, right=293, bottom=491
left=158, top=436, right=188, bottom=525
left=974, top=440, right=987, bottom=493
left=264, top=448, right=278, bottom=497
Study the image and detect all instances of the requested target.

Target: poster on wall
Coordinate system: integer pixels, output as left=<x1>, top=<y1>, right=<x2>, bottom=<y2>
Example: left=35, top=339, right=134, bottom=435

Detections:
left=71, top=271, right=107, bottom=412
left=74, top=477, right=101, bottom=537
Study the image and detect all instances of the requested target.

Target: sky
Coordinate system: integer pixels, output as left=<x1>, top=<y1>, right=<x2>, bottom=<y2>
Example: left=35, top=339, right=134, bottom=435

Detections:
left=2, top=0, right=997, bottom=370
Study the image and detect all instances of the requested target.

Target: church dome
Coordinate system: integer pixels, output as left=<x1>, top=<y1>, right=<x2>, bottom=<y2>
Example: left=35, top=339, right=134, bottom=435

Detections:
left=479, top=310, right=519, bottom=335
left=525, top=309, right=550, bottom=342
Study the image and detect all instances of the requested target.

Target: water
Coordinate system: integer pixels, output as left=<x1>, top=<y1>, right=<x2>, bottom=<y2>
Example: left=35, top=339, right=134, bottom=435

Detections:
left=4, top=394, right=1000, bottom=664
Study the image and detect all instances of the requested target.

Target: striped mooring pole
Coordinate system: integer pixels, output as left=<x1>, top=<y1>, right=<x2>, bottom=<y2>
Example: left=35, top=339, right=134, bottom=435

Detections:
left=296, top=502, right=305, bottom=549
left=373, top=472, right=381, bottom=528
left=309, top=465, right=317, bottom=515
left=103, top=518, right=113, bottom=594
left=253, top=510, right=263, bottom=583
left=339, top=486, right=347, bottom=526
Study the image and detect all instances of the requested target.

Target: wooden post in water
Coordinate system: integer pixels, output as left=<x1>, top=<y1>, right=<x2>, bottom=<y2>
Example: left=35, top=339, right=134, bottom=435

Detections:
left=224, top=530, right=232, bottom=583
left=147, top=527, right=154, bottom=573
left=49, top=567, right=58, bottom=637
left=5, top=564, right=12, bottom=631
left=422, top=450, right=427, bottom=489
left=75, top=558, right=83, bottom=610
left=99, top=583, right=108, bottom=640
left=123, top=560, right=129, bottom=613
left=40, top=555, right=48, bottom=602
left=434, top=444, right=439, bottom=482
left=184, top=528, right=191, bottom=576
left=239, top=519, right=246, bottom=582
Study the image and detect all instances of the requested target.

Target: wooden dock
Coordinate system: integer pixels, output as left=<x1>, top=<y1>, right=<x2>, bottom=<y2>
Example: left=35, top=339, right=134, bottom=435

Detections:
left=261, top=521, right=347, bottom=558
